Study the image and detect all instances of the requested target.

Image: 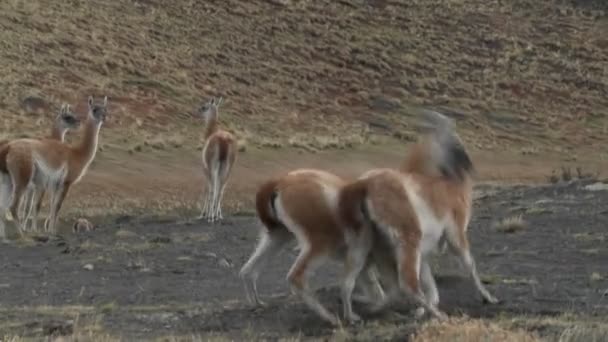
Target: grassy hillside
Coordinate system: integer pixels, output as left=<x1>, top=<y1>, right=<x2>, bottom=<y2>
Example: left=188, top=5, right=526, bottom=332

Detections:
left=1, top=0, right=606, bottom=152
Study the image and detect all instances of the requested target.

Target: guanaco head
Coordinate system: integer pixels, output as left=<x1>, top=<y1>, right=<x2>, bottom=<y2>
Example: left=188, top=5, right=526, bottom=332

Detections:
left=55, top=103, right=81, bottom=132
left=87, top=96, right=108, bottom=124
left=198, top=96, right=223, bottom=123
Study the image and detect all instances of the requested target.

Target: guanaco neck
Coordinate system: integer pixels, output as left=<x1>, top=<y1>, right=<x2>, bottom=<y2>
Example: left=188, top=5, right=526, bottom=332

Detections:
left=70, top=116, right=102, bottom=179
left=48, top=122, right=68, bottom=142
left=204, top=116, right=219, bottom=140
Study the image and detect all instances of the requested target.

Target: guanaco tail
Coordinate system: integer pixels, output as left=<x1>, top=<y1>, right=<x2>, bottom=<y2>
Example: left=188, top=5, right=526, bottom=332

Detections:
left=197, top=96, right=237, bottom=223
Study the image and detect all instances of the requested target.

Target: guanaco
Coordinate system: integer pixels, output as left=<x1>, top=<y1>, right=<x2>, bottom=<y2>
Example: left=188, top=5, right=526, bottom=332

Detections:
left=239, top=169, right=386, bottom=325
left=197, top=97, right=237, bottom=223
left=21, top=104, right=82, bottom=231
left=337, top=110, right=499, bottom=321
left=0, top=104, right=81, bottom=232
left=0, top=96, right=108, bottom=237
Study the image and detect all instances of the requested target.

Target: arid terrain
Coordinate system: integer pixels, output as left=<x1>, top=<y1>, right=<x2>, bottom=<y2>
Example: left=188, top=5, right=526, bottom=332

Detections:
left=0, top=0, right=607, bottom=340
left=2, top=179, right=608, bottom=341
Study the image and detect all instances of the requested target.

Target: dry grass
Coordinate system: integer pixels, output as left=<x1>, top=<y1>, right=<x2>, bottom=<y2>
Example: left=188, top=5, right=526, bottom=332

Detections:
left=2, top=312, right=607, bottom=341
left=0, top=0, right=606, bottom=152
left=558, top=324, right=608, bottom=342
left=495, top=214, right=527, bottom=233
left=411, top=317, right=540, bottom=342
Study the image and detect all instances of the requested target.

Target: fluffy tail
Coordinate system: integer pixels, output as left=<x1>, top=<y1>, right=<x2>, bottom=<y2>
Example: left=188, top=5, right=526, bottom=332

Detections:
left=255, top=177, right=284, bottom=231
left=402, top=109, right=473, bottom=183
left=337, top=179, right=370, bottom=233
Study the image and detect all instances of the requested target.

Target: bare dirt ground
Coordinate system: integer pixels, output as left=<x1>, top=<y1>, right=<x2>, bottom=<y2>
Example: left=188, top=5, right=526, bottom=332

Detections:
left=1, top=179, right=607, bottom=340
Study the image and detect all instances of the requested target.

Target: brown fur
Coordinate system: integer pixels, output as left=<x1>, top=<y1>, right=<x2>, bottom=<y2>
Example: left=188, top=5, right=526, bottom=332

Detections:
left=337, top=117, right=496, bottom=320
left=255, top=177, right=283, bottom=231
left=198, top=98, right=237, bottom=222
left=336, top=179, right=368, bottom=233
left=241, top=169, right=385, bottom=325
left=0, top=112, right=72, bottom=175
left=2, top=99, right=106, bottom=233
left=203, top=131, right=235, bottom=166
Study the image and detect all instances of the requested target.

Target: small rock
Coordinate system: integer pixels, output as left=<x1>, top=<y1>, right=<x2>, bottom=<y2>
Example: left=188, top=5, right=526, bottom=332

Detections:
left=83, top=264, right=94, bottom=271
left=73, top=218, right=94, bottom=233
left=584, top=182, right=608, bottom=191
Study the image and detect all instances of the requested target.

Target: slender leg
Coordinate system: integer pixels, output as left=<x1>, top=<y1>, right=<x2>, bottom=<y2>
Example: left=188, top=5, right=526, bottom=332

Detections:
left=397, top=245, right=447, bottom=321
left=18, top=188, right=30, bottom=229
left=46, top=182, right=71, bottom=234
left=29, top=188, right=45, bottom=232
left=239, top=229, right=292, bottom=305
left=44, top=181, right=60, bottom=232
left=415, top=259, right=440, bottom=318
left=446, top=228, right=499, bottom=304
left=0, top=176, right=11, bottom=242
left=197, top=177, right=211, bottom=220
left=9, top=173, right=28, bottom=237
left=216, top=181, right=227, bottom=220
left=22, top=187, right=38, bottom=232
left=287, top=246, right=338, bottom=325
left=352, top=263, right=386, bottom=304
left=341, top=245, right=369, bottom=323
left=208, top=168, right=220, bottom=223
left=216, top=159, right=235, bottom=220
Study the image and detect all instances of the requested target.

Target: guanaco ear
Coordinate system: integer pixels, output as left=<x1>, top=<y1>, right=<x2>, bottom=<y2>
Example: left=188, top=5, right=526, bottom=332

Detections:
left=88, top=96, right=94, bottom=109
left=103, top=96, right=108, bottom=107
left=216, top=97, right=223, bottom=107
left=59, top=103, right=66, bottom=115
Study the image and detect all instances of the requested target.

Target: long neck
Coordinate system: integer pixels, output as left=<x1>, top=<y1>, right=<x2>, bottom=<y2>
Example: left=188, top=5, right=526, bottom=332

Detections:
left=48, top=124, right=67, bottom=142
left=74, top=117, right=101, bottom=166
left=204, top=117, right=219, bottom=140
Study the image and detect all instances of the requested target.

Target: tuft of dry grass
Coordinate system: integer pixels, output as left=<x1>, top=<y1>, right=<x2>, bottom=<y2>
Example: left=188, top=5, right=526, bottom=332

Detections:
left=115, top=229, right=137, bottom=238
left=495, top=214, right=526, bottom=233
left=559, top=323, right=608, bottom=342
left=411, top=317, right=540, bottom=342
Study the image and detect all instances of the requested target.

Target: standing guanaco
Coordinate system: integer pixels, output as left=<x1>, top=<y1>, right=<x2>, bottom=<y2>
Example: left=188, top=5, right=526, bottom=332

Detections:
left=0, top=96, right=108, bottom=237
left=21, top=104, right=82, bottom=231
left=0, top=104, right=81, bottom=232
left=197, top=97, right=237, bottom=223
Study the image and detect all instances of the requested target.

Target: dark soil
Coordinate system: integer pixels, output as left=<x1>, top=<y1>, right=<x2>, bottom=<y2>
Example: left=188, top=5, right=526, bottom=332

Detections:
left=1, top=180, right=607, bottom=340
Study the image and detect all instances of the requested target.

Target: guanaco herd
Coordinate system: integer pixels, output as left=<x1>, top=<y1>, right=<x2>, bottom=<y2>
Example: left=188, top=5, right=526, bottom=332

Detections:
left=0, top=95, right=498, bottom=326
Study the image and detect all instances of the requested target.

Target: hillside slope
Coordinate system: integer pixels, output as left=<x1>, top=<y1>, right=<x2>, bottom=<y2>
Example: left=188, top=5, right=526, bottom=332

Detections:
left=0, top=0, right=606, bottom=152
